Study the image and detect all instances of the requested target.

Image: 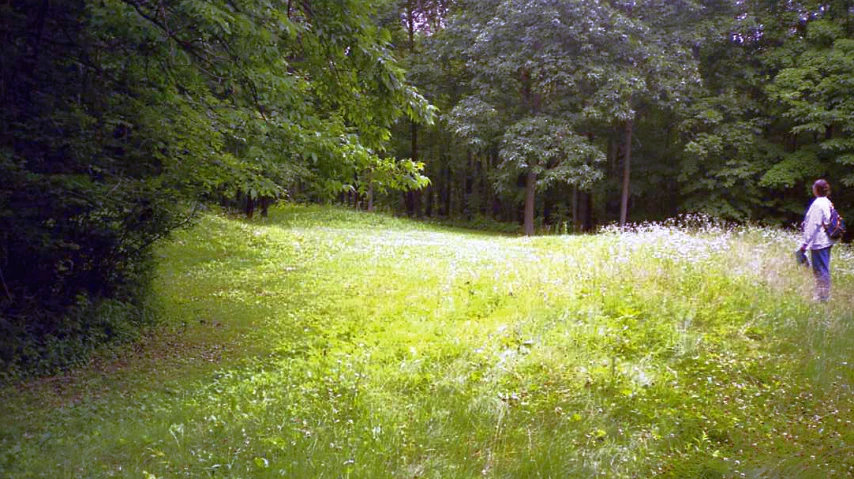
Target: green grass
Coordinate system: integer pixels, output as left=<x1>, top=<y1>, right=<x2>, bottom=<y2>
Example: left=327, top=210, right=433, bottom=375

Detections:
left=3, top=205, right=854, bottom=478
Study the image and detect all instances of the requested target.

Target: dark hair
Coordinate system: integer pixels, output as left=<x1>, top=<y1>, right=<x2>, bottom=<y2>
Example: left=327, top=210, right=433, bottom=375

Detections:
left=814, top=179, right=831, bottom=197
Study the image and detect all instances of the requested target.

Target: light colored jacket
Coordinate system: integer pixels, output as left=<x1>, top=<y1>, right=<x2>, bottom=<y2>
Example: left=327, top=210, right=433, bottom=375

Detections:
left=803, top=196, right=834, bottom=250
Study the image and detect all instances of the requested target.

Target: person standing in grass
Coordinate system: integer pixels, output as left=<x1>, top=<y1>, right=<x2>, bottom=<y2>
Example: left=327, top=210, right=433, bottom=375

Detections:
left=800, top=179, right=835, bottom=301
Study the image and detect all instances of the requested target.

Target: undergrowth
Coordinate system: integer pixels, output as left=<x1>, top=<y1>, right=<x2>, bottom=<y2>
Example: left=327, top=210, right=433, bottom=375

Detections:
left=1, top=205, right=853, bottom=478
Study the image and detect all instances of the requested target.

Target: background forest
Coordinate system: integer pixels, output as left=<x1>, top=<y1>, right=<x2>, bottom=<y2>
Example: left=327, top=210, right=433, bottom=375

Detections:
left=2, top=0, right=854, bottom=371
left=383, top=0, right=854, bottom=234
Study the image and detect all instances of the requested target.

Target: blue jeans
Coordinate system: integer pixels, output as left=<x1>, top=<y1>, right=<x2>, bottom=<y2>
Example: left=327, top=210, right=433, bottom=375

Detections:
left=810, top=246, right=832, bottom=301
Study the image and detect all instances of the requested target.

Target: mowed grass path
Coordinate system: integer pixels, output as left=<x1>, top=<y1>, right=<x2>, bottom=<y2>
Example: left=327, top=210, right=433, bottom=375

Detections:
left=3, top=205, right=854, bottom=478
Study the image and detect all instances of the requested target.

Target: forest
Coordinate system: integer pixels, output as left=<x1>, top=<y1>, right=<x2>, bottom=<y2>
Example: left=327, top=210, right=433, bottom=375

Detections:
left=2, top=0, right=854, bottom=379
left=4, top=1, right=854, bottom=477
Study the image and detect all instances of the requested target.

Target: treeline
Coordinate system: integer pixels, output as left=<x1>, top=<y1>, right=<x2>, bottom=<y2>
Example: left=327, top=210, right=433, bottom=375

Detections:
left=374, top=0, right=854, bottom=234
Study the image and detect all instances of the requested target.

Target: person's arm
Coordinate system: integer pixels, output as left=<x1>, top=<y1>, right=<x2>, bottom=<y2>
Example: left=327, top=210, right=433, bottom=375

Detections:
left=802, top=203, right=820, bottom=250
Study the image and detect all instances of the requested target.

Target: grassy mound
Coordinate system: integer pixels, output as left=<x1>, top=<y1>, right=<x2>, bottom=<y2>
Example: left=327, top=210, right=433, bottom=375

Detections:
left=2, top=205, right=854, bottom=478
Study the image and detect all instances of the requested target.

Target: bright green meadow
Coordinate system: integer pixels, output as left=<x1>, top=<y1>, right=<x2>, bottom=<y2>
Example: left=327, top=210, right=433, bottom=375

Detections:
left=3, top=205, right=854, bottom=478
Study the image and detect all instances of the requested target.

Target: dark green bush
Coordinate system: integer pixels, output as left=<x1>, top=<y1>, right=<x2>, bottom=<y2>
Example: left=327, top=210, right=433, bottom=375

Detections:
left=0, top=1, right=179, bottom=376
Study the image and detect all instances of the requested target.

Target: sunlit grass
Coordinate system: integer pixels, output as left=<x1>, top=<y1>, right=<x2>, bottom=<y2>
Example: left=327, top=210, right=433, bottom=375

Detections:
left=2, top=205, right=854, bottom=478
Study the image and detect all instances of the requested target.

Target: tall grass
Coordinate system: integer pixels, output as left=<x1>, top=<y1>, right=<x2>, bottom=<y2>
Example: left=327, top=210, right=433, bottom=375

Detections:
left=2, top=205, right=853, bottom=478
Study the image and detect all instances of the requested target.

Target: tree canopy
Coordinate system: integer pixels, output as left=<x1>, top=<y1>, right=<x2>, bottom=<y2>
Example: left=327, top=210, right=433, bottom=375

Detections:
left=382, top=0, right=854, bottom=228
left=0, top=0, right=432, bottom=370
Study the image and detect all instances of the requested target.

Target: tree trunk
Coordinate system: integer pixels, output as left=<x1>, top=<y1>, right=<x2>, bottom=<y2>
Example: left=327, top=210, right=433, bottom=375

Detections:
left=424, top=185, right=433, bottom=216
left=620, top=118, right=633, bottom=227
left=459, top=159, right=467, bottom=217
left=403, top=191, right=412, bottom=213
left=352, top=173, right=360, bottom=209
left=409, top=119, right=422, bottom=217
left=465, top=152, right=474, bottom=219
left=543, top=195, right=552, bottom=231
left=581, top=190, right=593, bottom=232
left=481, top=154, right=491, bottom=217
left=367, top=171, right=374, bottom=212
left=442, top=164, right=454, bottom=218
left=404, top=2, right=421, bottom=218
left=524, top=170, right=537, bottom=236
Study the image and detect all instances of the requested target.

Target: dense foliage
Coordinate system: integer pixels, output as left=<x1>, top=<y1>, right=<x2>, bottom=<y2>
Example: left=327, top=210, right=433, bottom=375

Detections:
left=381, top=0, right=854, bottom=230
left=0, top=0, right=431, bottom=372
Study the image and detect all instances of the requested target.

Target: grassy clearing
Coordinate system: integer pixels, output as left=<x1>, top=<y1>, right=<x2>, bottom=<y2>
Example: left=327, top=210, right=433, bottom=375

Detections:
left=2, top=205, right=854, bottom=478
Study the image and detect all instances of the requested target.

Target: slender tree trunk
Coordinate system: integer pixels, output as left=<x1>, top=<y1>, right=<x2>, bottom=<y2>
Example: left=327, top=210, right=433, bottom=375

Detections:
left=620, top=118, right=633, bottom=227
left=405, top=2, right=421, bottom=218
left=367, top=171, right=374, bottom=211
left=543, top=195, right=551, bottom=231
left=409, top=119, right=423, bottom=217
left=480, top=155, right=490, bottom=217
left=459, top=158, right=467, bottom=217
left=246, top=194, right=255, bottom=219
left=524, top=170, right=537, bottom=236
left=352, top=173, right=360, bottom=209
left=572, top=187, right=579, bottom=233
left=402, top=191, right=409, bottom=213
left=582, top=190, right=593, bottom=232
left=445, top=166, right=453, bottom=217
left=465, top=152, right=474, bottom=219
left=403, top=120, right=421, bottom=216
left=519, top=65, right=541, bottom=235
